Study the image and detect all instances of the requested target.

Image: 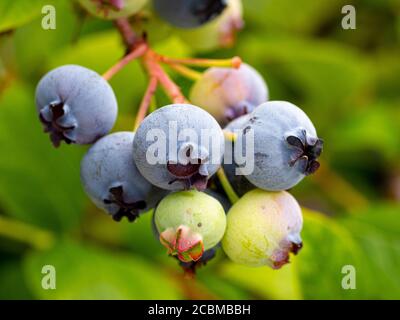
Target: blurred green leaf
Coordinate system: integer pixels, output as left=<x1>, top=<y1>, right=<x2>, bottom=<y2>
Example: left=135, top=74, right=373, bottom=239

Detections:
left=339, top=204, right=400, bottom=299
left=237, top=35, right=371, bottom=112
left=0, top=0, right=48, bottom=32
left=244, top=0, right=347, bottom=34
left=0, top=82, right=85, bottom=231
left=219, top=261, right=302, bottom=300
left=196, top=272, right=252, bottom=300
left=297, top=209, right=365, bottom=299
left=13, top=0, right=77, bottom=81
left=0, top=259, right=34, bottom=299
left=23, top=240, right=183, bottom=299
left=83, top=208, right=166, bottom=261
left=330, top=103, right=400, bottom=161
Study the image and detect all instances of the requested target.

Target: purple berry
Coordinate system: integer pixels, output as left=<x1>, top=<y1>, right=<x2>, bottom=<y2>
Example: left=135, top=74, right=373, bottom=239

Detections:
left=80, top=132, right=165, bottom=222
left=190, top=63, right=268, bottom=123
left=233, top=101, right=323, bottom=191
left=133, top=104, right=225, bottom=191
left=222, top=115, right=255, bottom=196
left=153, top=0, right=227, bottom=29
left=35, top=65, right=118, bottom=147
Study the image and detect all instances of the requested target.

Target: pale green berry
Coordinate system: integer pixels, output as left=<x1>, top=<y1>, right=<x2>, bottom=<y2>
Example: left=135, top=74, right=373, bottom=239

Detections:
left=78, top=0, right=147, bottom=20
left=155, top=190, right=226, bottom=263
left=222, top=189, right=303, bottom=268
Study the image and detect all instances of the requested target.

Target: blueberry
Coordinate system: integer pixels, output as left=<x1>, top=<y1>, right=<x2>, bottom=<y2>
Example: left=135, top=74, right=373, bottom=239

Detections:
left=79, top=0, right=148, bottom=20
left=190, top=63, right=268, bottom=123
left=222, top=115, right=255, bottom=196
left=35, top=65, right=118, bottom=147
left=80, top=132, right=166, bottom=222
left=204, top=189, right=231, bottom=212
left=232, top=101, right=323, bottom=191
left=154, top=190, right=226, bottom=262
left=222, top=189, right=303, bottom=268
left=133, top=104, right=225, bottom=191
left=151, top=206, right=221, bottom=274
left=176, top=0, right=243, bottom=51
left=153, top=0, right=227, bottom=29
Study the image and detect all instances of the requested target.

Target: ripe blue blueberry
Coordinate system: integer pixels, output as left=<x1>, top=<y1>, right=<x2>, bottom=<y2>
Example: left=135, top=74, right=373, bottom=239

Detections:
left=153, top=0, right=227, bottom=29
left=133, top=104, right=225, bottom=191
left=233, top=101, right=323, bottom=191
left=80, top=132, right=165, bottom=222
left=190, top=63, right=268, bottom=123
left=176, top=0, right=243, bottom=52
left=222, top=115, right=255, bottom=196
left=35, top=65, right=118, bottom=147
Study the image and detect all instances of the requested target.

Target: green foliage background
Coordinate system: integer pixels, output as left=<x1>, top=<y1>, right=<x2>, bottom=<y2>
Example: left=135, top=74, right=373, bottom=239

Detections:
left=0, top=0, right=399, bottom=300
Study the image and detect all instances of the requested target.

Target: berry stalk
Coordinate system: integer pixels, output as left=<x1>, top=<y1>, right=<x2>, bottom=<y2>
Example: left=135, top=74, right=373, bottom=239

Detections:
left=160, top=56, right=242, bottom=69
left=133, top=76, right=158, bottom=131
left=142, top=50, right=187, bottom=104
left=102, top=43, right=148, bottom=81
left=0, top=216, right=54, bottom=250
left=167, top=63, right=202, bottom=81
left=216, top=167, right=239, bottom=204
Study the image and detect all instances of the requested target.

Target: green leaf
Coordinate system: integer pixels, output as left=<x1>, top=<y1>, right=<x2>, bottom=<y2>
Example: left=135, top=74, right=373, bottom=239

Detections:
left=0, top=82, right=85, bottom=231
left=297, top=209, right=365, bottom=299
left=197, top=272, right=252, bottom=300
left=339, top=204, right=400, bottom=299
left=218, top=260, right=302, bottom=300
left=330, top=103, right=400, bottom=161
left=23, top=240, right=183, bottom=299
left=0, top=0, right=48, bottom=32
left=244, top=0, right=347, bottom=34
left=236, top=35, right=371, bottom=128
left=13, top=0, right=77, bottom=81
left=0, top=259, right=34, bottom=299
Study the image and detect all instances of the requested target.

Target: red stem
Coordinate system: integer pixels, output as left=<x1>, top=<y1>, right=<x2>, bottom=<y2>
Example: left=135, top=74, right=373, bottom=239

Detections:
left=133, top=76, right=158, bottom=131
left=113, top=18, right=138, bottom=49
left=143, top=50, right=187, bottom=104
left=102, top=43, right=148, bottom=81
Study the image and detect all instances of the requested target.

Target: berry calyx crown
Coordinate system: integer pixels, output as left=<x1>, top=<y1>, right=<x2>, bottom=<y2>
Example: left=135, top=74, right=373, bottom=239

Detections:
left=160, top=225, right=204, bottom=263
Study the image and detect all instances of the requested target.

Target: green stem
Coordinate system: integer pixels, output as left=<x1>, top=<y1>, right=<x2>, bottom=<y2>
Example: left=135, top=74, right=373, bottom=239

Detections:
left=149, top=96, right=157, bottom=113
left=0, top=216, right=54, bottom=250
left=217, top=167, right=239, bottom=204
left=167, top=63, right=202, bottom=81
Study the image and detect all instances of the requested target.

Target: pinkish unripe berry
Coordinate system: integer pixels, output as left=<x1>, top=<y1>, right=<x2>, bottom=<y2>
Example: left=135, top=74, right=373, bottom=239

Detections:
left=190, top=63, right=268, bottom=124
left=222, top=189, right=303, bottom=268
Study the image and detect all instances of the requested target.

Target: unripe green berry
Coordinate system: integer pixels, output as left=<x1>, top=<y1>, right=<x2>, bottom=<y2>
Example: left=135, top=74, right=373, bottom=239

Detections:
left=155, top=190, right=226, bottom=263
left=222, top=189, right=303, bottom=268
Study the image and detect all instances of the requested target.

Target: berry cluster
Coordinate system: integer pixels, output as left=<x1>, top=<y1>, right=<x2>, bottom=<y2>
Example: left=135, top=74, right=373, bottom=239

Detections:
left=34, top=0, right=323, bottom=272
